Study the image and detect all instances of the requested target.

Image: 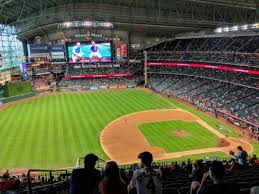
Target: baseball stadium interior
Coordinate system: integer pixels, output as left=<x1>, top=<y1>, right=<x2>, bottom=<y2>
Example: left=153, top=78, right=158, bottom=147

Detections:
left=0, top=0, right=259, bottom=193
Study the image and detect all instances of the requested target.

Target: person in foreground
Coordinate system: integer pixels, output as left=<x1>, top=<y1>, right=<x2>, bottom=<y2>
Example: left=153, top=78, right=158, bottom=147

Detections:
left=70, top=153, right=101, bottom=194
left=251, top=186, right=259, bottom=194
left=128, top=151, right=162, bottom=194
left=98, top=161, right=128, bottom=194
left=191, top=160, right=240, bottom=194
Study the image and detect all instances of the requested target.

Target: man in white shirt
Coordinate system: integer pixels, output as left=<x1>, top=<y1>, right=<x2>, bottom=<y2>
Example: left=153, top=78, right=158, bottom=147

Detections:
left=72, top=42, right=83, bottom=63
left=128, top=151, right=162, bottom=194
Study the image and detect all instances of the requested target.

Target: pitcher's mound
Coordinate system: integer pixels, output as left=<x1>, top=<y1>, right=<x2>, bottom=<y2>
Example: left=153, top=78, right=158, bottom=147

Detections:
left=171, top=130, right=189, bottom=138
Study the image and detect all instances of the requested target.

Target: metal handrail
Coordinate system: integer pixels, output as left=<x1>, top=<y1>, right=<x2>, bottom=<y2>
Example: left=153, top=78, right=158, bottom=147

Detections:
left=27, top=169, right=69, bottom=194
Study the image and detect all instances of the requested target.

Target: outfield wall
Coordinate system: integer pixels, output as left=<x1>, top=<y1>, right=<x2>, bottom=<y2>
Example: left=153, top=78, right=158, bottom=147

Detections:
left=0, top=92, right=35, bottom=104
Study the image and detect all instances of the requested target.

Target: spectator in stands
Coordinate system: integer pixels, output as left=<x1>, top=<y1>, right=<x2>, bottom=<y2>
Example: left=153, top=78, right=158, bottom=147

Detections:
left=181, top=161, right=187, bottom=172
left=3, top=170, right=10, bottom=178
left=128, top=151, right=162, bottom=194
left=186, top=159, right=193, bottom=173
left=226, top=151, right=238, bottom=172
left=236, top=146, right=248, bottom=167
left=251, top=186, right=259, bottom=194
left=170, top=161, right=178, bottom=172
left=70, top=153, right=101, bottom=194
left=250, top=154, right=258, bottom=166
left=120, top=168, right=131, bottom=185
left=189, top=159, right=205, bottom=182
left=98, top=161, right=128, bottom=194
left=191, top=160, right=240, bottom=194
left=0, top=173, right=20, bottom=191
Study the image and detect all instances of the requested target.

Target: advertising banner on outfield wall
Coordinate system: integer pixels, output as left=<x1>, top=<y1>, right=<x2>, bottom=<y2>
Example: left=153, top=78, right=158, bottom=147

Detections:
left=147, top=62, right=259, bottom=75
left=90, top=86, right=99, bottom=90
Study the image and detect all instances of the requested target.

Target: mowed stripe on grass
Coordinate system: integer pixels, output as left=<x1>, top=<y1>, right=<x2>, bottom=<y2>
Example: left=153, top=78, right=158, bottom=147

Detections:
left=0, top=89, right=174, bottom=169
left=139, top=120, right=219, bottom=153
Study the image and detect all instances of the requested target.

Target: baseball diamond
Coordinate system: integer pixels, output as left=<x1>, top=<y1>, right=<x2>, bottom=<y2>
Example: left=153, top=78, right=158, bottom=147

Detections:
left=0, top=89, right=255, bottom=169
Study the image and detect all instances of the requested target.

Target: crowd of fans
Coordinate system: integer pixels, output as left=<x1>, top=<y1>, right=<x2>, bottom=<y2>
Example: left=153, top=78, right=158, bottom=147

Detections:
left=0, top=168, right=69, bottom=193
left=148, top=66, right=259, bottom=133
left=131, top=35, right=259, bottom=67
left=58, top=77, right=141, bottom=88
left=58, top=63, right=143, bottom=89
left=68, top=147, right=259, bottom=194
left=66, top=63, right=143, bottom=76
left=0, top=148, right=258, bottom=193
left=32, top=64, right=64, bottom=75
left=149, top=66, right=259, bottom=88
left=32, top=74, right=56, bottom=91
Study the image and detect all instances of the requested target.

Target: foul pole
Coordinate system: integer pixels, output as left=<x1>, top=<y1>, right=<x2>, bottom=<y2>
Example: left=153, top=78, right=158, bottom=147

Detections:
left=144, top=50, right=148, bottom=87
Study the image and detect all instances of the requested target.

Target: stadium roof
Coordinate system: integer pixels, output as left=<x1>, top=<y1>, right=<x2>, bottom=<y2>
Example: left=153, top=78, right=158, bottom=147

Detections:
left=0, top=0, right=258, bottom=37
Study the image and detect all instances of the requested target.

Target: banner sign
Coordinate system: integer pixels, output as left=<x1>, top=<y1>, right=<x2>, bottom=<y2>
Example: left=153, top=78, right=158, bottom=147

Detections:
left=51, top=44, right=65, bottom=59
left=75, top=32, right=103, bottom=39
left=51, top=44, right=64, bottom=52
left=19, top=63, right=27, bottom=74
left=131, top=43, right=141, bottom=49
left=147, top=62, right=259, bottom=75
left=90, top=86, right=99, bottom=90
left=19, top=63, right=28, bottom=81
left=29, top=44, right=49, bottom=58
left=115, top=44, right=128, bottom=58
left=65, top=73, right=133, bottom=79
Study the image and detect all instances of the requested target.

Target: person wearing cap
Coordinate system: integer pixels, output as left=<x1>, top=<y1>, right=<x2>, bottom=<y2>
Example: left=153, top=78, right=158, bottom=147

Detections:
left=191, top=160, right=240, bottom=194
left=70, top=153, right=101, bottom=194
left=128, top=151, right=162, bottom=194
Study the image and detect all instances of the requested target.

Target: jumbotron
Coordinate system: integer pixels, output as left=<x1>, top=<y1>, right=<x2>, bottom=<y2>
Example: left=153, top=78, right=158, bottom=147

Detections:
left=0, top=0, right=259, bottom=193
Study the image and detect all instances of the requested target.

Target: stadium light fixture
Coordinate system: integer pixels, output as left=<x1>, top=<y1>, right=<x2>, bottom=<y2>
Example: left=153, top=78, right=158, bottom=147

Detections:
left=230, top=26, right=238, bottom=31
left=215, top=28, right=222, bottom=33
left=250, top=23, right=259, bottom=29
left=240, top=25, right=248, bottom=30
left=223, top=27, right=229, bottom=32
left=214, top=23, right=259, bottom=34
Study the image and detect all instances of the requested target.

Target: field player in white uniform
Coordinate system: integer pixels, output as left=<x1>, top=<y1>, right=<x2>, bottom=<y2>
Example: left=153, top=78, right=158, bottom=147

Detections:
left=128, top=151, right=162, bottom=194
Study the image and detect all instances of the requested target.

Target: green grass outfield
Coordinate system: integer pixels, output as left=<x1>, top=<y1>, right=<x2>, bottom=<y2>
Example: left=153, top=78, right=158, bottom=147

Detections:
left=139, top=120, right=219, bottom=153
left=0, top=89, right=174, bottom=169
left=0, top=88, right=257, bottom=169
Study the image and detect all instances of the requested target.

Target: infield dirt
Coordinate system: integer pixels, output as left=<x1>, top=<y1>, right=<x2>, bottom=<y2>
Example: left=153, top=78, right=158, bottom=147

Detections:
left=100, top=109, right=253, bottom=164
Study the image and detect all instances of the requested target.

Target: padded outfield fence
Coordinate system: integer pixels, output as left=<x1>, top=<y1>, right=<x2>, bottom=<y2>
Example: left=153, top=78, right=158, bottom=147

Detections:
left=0, top=92, right=35, bottom=105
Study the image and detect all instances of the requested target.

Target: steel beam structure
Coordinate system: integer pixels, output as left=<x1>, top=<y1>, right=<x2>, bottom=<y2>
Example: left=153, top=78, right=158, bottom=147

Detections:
left=0, top=0, right=257, bottom=36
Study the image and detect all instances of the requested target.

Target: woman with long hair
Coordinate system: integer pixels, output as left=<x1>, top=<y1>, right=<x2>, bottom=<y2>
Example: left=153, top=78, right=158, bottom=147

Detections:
left=99, top=161, right=128, bottom=194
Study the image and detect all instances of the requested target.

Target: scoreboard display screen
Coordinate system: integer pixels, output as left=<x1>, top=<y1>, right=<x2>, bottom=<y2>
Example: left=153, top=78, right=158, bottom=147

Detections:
left=67, top=41, right=112, bottom=63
